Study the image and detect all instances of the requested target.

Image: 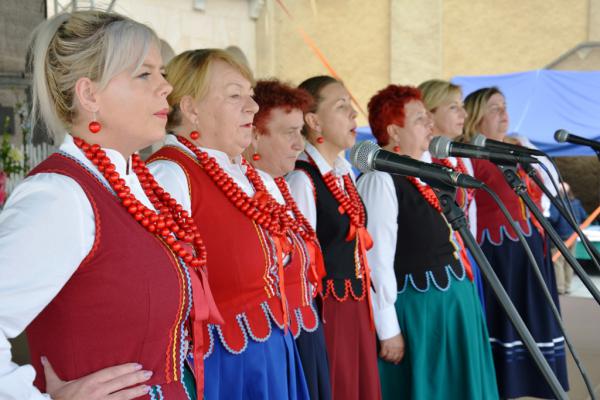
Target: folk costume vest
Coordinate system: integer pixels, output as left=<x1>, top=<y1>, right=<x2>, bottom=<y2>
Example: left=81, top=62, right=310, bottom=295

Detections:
left=389, top=174, right=467, bottom=291
left=148, top=145, right=317, bottom=353
left=472, top=159, right=535, bottom=244
left=26, top=153, right=205, bottom=399
left=294, top=161, right=374, bottom=305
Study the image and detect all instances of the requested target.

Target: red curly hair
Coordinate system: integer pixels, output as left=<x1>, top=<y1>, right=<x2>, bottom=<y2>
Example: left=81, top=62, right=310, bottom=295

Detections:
left=368, top=85, right=422, bottom=146
left=253, top=79, right=314, bottom=135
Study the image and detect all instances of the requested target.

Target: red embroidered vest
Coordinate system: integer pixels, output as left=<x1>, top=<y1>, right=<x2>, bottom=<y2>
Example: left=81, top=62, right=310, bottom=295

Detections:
left=25, top=153, right=197, bottom=398
left=148, top=146, right=317, bottom=352
left=472, top=159, right=533, bottom=244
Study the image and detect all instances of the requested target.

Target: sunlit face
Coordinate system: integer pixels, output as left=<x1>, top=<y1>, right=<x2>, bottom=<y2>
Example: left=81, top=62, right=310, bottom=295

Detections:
left=431, top=91, right=467, bottom=139
left=254, top=108, right=304, bottom=177
left=313, top=82, right=358, bottom=151
left=194, top=60, right=259, bottom=158
left=478, top=93, right=509, bottom=141
left=96, top=44, right=172, bottom=154
left=395, top=100, right=433, bottom=157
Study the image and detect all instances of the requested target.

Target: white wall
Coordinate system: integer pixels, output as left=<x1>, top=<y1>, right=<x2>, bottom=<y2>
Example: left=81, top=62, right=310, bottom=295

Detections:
left=47, top=0, right=259, bottom=70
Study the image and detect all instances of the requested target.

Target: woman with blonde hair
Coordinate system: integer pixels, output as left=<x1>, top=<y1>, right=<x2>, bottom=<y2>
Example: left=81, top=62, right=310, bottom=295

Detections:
left=0, top=10, right=218, bottom=399
left=148, top=50, right=309, bottom=399
left=463, top=87, right=568, bottom=398
left=418, top=79, right=485, bottom=309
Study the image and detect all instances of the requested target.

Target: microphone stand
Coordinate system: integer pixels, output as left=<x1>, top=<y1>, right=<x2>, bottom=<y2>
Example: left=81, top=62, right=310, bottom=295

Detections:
left=429, top=181, right=568, bottom=400
left=499, top=164, right=600, bottom=306
left=522, top=162, right=600, bottom=270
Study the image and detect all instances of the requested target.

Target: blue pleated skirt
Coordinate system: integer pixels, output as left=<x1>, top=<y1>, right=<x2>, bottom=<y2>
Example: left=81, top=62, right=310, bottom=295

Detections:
left=204, top=326, right=310, bottom=400
left=480, top=227, right=569, bottom=399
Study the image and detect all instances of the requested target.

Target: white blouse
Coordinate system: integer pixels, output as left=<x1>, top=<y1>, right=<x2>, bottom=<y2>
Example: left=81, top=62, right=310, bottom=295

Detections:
left=0, top=134, right=154, bottom=400
left=285, top=143, right=356, bottom=231
left=148, top=134, right=284, bottom=215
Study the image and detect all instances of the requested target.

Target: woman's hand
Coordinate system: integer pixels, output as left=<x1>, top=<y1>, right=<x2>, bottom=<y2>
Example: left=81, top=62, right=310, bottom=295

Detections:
left=379, top=333, right=405, bottom=364
left=42, top=356, right=153, bottom=399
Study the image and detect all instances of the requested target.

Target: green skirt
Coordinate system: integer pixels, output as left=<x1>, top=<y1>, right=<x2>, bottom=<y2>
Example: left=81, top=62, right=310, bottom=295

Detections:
left=379, top=275, right=499, bottom=400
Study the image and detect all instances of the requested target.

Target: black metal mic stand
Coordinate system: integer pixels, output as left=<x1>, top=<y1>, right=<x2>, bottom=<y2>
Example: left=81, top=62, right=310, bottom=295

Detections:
left=429, top=182, right=568, bottom=400
left=499, top=164, right=600, bottom=306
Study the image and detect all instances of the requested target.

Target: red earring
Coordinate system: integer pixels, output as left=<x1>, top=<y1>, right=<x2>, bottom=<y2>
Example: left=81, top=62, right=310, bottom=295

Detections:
left=252, top=153, right=261, bottom=161
left=88, top=113, right=101, bottom=134
left=190, top=130, right=200, bottom=140
left=316, top=136, right=325, bottom=144
left=393, top=146, right=401, bottom=153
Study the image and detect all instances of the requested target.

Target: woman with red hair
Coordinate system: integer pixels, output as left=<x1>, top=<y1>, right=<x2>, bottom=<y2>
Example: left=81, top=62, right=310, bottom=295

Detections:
left=243, top=79, right=332, bottom=400
left=357, top=84, right=498, bottom=400
left=286, top=76, right=381, bottom=400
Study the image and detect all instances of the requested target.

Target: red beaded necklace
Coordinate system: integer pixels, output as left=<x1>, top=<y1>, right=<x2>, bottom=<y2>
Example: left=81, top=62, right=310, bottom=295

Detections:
left=274, top=177, right=317, bottom=244
left=176, top=136, right=306, bottom=238
left=73, top=137, right=207, bottom=269
left=323, top=173, right=367, bottom=228
left=432, top=157, right=475, bottom=208
left=406, top=176, right=442, bottom=212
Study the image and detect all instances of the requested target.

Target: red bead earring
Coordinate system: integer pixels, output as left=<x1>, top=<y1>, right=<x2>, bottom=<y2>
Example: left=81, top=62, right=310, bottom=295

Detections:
left=88, top=112, right=101, bottom=134
left=190, top=130, right=200, bottom=140
left=393, top=146, right=401, bottom=153
left=316, top=136, right=325, bottom=144
left=252, top=153, right=261, bottom=161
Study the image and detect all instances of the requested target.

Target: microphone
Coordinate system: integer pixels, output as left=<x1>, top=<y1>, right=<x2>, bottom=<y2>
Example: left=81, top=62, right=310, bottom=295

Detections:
left=472, top=134, right=546, bottom=156
left=554, top=129, right=600, bottom=152
left=350, top=141, right=484, bottom=189
left=429, top=136, right=539, bottom=164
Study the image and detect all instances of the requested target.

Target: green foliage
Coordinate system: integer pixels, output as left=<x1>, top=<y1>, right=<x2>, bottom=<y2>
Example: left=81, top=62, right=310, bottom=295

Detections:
left=0, top=116, right=24, bottom=175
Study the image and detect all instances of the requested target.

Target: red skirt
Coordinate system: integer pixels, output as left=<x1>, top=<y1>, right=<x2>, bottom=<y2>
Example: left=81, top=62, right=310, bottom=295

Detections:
left=322, top=296, right=382, bottom=400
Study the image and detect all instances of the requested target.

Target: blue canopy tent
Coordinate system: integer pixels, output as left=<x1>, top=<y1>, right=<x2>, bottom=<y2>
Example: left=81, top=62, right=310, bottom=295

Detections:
left=356, top=70, right=600, bottom=157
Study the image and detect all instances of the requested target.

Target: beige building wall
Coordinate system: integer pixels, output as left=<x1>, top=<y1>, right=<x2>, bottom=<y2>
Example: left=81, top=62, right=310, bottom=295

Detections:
left=256, top=0, right=390, bottom=126
left=441, top=0, right=587, bottom=78
left=389, top=0, right=588, bottom=85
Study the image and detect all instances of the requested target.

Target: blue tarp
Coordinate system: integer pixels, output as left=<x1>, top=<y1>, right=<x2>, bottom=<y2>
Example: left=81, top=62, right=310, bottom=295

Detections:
left=357, top=70, right=600, bottom=157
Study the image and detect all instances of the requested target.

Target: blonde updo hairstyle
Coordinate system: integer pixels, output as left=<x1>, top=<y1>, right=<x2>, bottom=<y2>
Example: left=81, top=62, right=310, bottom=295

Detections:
left=165, top=49, right=255, bottom=131
left=417, top=79, right=462, bottom=113
left=30, top=10, right=159, bottom=143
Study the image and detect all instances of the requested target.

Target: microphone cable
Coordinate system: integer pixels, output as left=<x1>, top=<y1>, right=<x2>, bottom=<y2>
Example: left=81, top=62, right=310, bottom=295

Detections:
left=481, top=183, right=595, bottom=399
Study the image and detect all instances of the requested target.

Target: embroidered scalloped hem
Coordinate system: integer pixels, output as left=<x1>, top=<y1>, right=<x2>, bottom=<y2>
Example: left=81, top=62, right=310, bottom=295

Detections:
left=204, top=301, right=288, bottom=358
left=398, top=263, right=466, bottom=294
left=321, top=278, right=366, bottom=302
left=290, top=303, right=319, bottom=339
left=477, top=219, right=534, bottom=246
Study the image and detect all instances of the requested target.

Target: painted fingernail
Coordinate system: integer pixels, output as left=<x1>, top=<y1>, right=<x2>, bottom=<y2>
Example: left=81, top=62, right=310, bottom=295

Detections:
left=40, top=356, right=48, bottom=365
left=134, top=363, right=143, bottom=370
left=143, top=370, right=153, bottom=379
left=141, top=385, right=151, bottom=393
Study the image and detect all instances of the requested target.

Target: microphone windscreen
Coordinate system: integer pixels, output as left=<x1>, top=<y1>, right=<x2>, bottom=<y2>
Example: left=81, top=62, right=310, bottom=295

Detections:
left=472, top=134, right=487, bottom=147
left=429, top=136, right=451, bottom=158
left=554, top=129, right=569, bottom=143
left=350, top=140, right=379, bottom=172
